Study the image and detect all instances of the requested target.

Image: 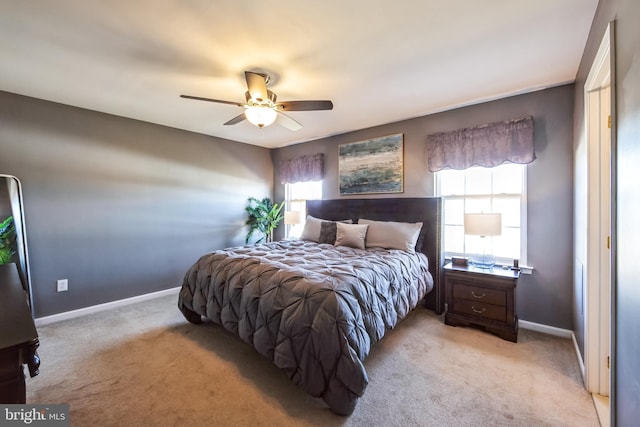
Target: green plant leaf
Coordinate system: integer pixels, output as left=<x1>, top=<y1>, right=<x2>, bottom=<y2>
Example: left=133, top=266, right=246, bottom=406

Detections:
left=0, top=215, right=16, bottom=265
left=244, top=197, right=284, bottom=244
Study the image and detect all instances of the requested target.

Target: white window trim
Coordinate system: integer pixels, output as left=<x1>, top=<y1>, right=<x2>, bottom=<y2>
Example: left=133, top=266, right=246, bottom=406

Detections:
left=435, top=166, right=533, bottom=274
left=284, top=181, right=322, bottom=239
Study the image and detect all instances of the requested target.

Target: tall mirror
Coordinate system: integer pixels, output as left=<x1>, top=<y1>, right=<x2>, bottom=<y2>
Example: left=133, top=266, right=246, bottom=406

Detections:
left=0, top=174, right=33, bottom=313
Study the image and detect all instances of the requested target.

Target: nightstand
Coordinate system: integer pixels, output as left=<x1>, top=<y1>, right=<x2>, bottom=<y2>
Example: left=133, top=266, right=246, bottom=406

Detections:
left=444, top=262, right=520, bottom=342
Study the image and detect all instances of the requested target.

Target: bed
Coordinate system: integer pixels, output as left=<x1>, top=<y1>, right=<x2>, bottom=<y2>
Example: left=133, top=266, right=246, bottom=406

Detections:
left=178, top=197, right=443, bottom=415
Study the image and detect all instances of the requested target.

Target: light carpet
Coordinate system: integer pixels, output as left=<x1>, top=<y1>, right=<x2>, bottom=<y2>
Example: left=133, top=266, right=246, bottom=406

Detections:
left=27, top=294, right=599, bottom=426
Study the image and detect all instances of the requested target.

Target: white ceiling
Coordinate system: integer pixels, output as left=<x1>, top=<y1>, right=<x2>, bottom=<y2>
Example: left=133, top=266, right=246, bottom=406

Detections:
left=0, top=1, right=598, bottom=149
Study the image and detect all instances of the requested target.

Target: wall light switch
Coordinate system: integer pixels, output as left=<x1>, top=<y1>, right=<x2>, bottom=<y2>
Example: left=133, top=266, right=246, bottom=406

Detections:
left=57, top=279, right=68, bottom=292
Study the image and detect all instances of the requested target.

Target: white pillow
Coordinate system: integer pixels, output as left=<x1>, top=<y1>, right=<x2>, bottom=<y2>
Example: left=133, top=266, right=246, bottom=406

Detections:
left=334, top=222, right=368, bottom=249
left=299, top=215, right=324, bottom=242
left=358, top=219, right=423, bottom=253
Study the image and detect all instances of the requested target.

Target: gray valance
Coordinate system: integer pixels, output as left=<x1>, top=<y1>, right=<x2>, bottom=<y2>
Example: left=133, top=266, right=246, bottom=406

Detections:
left=279, top=153, right=325, bottom=184
left=426, top=116, right=535, bottom=172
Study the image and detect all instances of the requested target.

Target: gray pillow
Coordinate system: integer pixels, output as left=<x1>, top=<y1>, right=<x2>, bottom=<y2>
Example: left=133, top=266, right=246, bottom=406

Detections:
left=318, top=221, right=338, bottom=244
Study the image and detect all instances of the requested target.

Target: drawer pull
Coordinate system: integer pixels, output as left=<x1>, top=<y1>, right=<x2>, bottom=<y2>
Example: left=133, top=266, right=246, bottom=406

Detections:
left=471, top=306, right=486, bottom=314
left=471, top=291, right=486, bottom=299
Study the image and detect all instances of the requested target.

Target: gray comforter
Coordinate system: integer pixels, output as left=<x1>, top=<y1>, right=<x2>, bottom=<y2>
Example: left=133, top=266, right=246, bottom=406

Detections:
left=178, top=240, right=432, bottom=415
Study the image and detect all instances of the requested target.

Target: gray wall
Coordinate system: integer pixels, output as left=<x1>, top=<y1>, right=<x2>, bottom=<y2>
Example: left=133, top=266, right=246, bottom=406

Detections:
left=0, top=91, right=273, bottom=318
left=574, top=0, right=640, bottom=424
left=273, top=84, right=575, bottom=329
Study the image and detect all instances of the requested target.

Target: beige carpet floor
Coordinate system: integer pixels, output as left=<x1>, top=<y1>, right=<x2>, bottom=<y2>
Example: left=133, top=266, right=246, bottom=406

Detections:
left=27, top=293, right=599, bottom=426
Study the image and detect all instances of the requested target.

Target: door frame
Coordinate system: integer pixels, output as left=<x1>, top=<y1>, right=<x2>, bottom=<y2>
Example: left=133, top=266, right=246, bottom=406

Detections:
left=583, top=21, right=615, bottom=399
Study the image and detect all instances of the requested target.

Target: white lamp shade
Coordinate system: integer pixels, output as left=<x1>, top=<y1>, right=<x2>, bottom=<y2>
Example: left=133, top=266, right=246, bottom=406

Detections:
left=284, top=210, right=303, bottom=225
left=244, top=106, right=277, bottom=128
left=464, top=213, right=502, bottom=237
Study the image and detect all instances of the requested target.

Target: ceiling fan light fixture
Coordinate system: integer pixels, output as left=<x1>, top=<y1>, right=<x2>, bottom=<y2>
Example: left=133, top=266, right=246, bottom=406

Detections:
left=181, top=70, right=333, bottom=130
left=245, top=105, right=277, bottom=128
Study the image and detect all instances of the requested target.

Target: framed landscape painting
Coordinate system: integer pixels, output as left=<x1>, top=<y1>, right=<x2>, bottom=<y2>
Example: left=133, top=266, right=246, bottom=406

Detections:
left=338, top=133, right=404, bottom=195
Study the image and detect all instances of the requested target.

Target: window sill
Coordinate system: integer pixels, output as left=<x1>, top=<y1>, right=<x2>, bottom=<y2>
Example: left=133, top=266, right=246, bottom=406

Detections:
left=495, top=263, right=534, bottom=275
left=444, top=257, right=533, bottom=275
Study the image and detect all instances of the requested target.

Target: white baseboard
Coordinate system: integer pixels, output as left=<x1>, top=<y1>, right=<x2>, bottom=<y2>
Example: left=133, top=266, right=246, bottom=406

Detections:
left=572, top=331, right=586, bottom=381
left=519, top=319, right=573, bottom=338
left=519, top=319, right=585, bottom=381
left=35, top=286, right=181, bottom=327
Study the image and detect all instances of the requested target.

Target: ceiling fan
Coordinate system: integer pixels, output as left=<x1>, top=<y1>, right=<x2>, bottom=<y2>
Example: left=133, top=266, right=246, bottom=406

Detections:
left=180, top=71, right=333, bottom=130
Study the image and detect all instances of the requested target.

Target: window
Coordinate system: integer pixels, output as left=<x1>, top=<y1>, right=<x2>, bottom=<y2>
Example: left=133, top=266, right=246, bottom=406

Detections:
left=285, top=181, right=322, bottom=239
left=435, top=164, right=527, bottom=265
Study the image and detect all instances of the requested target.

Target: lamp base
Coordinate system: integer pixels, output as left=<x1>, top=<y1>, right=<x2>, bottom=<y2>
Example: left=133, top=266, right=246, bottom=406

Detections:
left=469, top=254, right=496, bottom=269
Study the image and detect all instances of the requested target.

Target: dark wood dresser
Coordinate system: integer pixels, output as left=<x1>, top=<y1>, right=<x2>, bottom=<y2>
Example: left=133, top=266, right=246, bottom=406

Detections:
left=0, top=263, right=39, bottom=403
left=444, top=262, right=520, bottom=342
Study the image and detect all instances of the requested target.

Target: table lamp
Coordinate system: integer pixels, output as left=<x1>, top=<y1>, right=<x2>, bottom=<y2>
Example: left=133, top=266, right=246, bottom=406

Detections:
left=464, top=212, right=502, bottom=269
left=284, top=210, right=303, bottom=238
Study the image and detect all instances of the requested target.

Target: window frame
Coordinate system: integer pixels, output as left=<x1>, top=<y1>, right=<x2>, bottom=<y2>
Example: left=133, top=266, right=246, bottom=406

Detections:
left=284, top=180, right=322, bottom=239
left=435, top=164, right=528, bottom=267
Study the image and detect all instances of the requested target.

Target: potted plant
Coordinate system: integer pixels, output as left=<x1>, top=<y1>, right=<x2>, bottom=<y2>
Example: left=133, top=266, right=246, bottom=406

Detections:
left=0, top=215, right=16, bottom=265
left=244, top=197, right=284, bottom=244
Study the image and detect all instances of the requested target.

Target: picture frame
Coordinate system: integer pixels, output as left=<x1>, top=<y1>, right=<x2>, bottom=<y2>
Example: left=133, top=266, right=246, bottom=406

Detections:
left=338, top=133, right=404, bottom=195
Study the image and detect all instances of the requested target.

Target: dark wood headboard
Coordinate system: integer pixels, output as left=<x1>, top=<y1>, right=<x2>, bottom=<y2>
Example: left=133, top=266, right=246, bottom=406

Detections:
left=306, top=197, right=444, bottom=314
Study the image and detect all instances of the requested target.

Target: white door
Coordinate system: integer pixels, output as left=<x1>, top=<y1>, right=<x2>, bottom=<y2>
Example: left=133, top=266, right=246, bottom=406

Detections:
left=583, top=24, right=612, bottom=397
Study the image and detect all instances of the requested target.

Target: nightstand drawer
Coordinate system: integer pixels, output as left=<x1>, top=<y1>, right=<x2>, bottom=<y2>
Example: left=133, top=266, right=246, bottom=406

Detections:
left=452, top=283, right=506, bottom=306
left=454, top=300, right=506, bottom=322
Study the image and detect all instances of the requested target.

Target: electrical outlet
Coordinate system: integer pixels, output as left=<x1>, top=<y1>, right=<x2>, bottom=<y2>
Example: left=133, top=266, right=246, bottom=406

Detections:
left=57, top=279, right=68, bottom=292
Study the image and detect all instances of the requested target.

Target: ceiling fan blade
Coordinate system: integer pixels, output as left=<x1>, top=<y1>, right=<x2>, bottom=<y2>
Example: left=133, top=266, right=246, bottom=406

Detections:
left=245, top=71, right=269, bottom=102
left=224, top=113, right=247, bottom=126
left=276, top=112, right=303, bottom=131
left=180, top=94, right=244, bottom=107
left=277, top=100, right=334, bottom=111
